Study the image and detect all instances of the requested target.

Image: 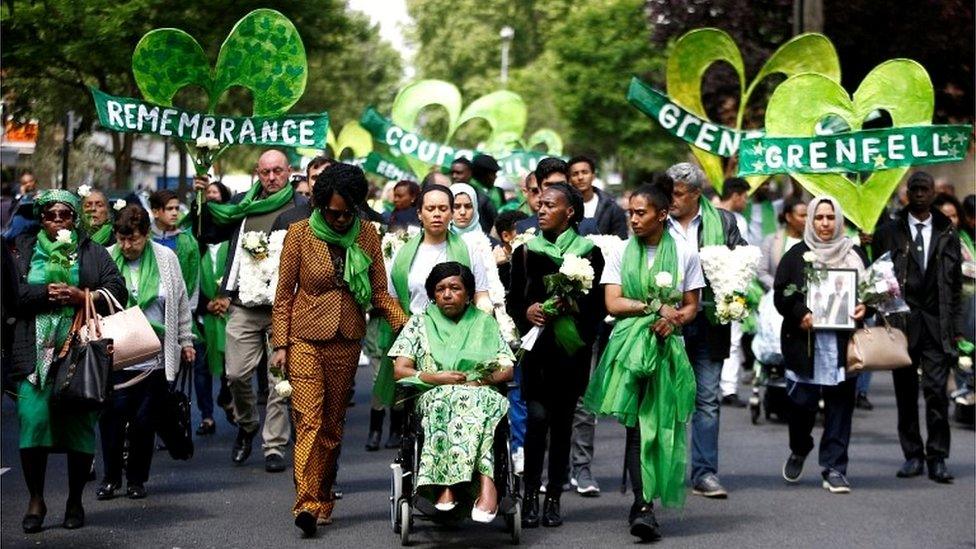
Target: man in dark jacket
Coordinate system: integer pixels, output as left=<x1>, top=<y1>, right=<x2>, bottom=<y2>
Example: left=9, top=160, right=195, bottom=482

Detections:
left=666, top=162, right=747, bottom=499
left=568, top=155, right=628, bottom=239
left=872, top=171, right=963, bottom=484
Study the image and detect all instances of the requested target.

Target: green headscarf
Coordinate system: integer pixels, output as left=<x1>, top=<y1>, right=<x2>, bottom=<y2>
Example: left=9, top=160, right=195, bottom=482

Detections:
left=200, top=242, right=229, bottom=375
left=33, top=189, right=80, bottom=218
left=583, top=231, right=695, bottom=507
left=111, top=241, right=163, bottom=336
left=207, top=182, right=294, bottom=225
left=308, top=212, right=373, bottom=309
left=27, top=228, right=80, bottom=385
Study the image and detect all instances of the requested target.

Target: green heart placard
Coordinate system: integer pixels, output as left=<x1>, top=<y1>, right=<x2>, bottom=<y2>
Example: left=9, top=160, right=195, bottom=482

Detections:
left=666, top=28, right=841, bottom=193
left=763, top=59, right=934, bottom=232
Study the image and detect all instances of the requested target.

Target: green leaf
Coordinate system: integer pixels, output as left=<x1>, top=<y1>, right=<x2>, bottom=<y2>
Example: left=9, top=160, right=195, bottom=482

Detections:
left=525, top=128, right=564, bottom=155
left=213, top=9, right=307, bottom=116
left=456, top=90, right=526, bottom=154
left=764, top=59, right=933, bottom=232
left=330, top=121, right=374, bottom=159
left=132, top=28, right=213, bottom=107
left=390, top=79, right=463, bottom=178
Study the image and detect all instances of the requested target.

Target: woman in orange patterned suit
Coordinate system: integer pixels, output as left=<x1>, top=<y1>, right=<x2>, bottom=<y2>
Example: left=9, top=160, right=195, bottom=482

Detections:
left=271, top=163, right=409, bottom=536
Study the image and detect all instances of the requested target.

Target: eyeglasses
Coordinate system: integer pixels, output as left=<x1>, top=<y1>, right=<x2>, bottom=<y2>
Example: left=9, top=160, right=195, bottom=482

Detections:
left=257, top=167, right=287, bottom=177
left=42, top=209, right=74, bottom=222
left=322, top=207, right=356, bottom=221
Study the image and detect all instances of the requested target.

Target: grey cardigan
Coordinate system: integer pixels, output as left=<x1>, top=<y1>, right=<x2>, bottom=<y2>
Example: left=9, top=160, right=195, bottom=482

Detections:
left=107, top=242, right=194, bottom=381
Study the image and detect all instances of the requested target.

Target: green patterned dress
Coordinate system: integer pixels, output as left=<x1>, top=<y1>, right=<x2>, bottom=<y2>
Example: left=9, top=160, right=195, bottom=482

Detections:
left=388, top=312, right=514, bottom=488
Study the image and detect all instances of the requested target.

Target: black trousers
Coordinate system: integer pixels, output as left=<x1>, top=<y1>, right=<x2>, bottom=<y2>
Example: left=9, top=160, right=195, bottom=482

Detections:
left=786, top=377, right=856, bottom=475
left=99, top=368, right=167, bottom=485
left=524, top=396, right=577, bottom=496
left=892, top=329, right=951, bottom=460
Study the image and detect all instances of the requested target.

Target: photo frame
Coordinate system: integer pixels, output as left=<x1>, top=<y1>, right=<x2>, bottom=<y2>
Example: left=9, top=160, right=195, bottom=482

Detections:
left=806, top=268, right=858, bottom=330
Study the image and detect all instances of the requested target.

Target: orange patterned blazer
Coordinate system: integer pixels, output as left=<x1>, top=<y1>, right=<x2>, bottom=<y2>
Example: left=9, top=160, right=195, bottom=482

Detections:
left=271, top=219, right=408, bottom=348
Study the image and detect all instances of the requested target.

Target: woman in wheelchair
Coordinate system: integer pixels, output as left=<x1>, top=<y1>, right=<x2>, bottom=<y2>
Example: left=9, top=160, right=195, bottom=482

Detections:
left=389, top=261, right=515, bottom=523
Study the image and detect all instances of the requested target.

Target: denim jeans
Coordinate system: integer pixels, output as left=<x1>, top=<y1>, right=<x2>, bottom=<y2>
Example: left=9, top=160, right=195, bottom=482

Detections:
left=508, top=363, right=527, bottom=451
left=855, top=371, right=872, bottom=396
left=685, top=315, right=723, bottom=483
left=193, top=340, right=214, bottom=420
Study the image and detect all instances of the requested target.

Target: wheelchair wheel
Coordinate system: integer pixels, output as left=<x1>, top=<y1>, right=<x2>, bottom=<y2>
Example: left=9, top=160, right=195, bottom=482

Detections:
left=399, top=499, right=411, bottom=546
left=510, top=501, right=521, bottom=545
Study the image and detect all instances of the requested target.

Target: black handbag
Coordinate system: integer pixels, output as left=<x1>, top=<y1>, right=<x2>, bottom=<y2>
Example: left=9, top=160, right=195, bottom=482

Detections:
left=50, top=290, right=113, bottom=411
left=155, top=361, right=194, bottom=460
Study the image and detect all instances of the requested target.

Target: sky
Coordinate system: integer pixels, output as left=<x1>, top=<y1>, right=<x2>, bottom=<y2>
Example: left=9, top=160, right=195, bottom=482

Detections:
left=347, top=0, right=415, bottom=78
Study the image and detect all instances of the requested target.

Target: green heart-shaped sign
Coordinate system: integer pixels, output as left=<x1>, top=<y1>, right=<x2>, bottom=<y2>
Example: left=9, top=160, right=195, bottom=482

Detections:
left=132, top=9, right=306, bottom=117
left=764, top=59, right=934, bottom=232
left=666, top=28, right=840, bottom=193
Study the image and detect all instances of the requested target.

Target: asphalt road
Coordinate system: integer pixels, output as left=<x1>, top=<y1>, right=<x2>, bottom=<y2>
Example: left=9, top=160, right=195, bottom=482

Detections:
left=2, top=365, right=974, bottom=548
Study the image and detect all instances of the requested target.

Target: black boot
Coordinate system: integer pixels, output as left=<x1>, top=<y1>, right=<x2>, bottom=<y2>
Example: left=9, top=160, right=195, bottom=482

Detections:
left=629, top=501, right=661, bottom=542
left=541, top=495, right=562, bottom=527
left=231, top=427, right=256, bottom=464
left=521, top=490, right=540, bottom=528
left=385, top=408, right=404, bottom=449
left=366, top=409, right=384, bottom=451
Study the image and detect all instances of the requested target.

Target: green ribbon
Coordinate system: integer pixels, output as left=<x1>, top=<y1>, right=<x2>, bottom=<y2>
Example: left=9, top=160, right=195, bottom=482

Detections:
left=372, top=230, right=471, bottom=406
left=308, top=211, right=373, bottom=309
left=111, top=242, right=164, bottom=336
left=207, top=182, right=294, bottom=226
left=737, top=125, right=972, bottom=176
left=200, top=242, right=228, bottom=375
left=583, top=232, right=695, bottom=507
left=174, top=231, right=200, bottom=297
left=527, top=228, right=595, bottom=355
left=28, top=230, right=80, bottom=385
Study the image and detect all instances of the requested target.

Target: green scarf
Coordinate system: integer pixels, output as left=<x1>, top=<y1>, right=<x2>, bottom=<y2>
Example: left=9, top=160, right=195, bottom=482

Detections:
left=743, top=200, right=777, bottom=238
left=308, top=211, right=373, bottom=309
left=960, top=230, right=974, bottom=259
left=174, top=231, right=201, bottom=297
left=423, top=304, right=500, bottom=373
left=583, top=231, right=695, bottom=507
left=28, top=230, right=80, bottom=385
left=111, top=242, right=163, bottom=336
left=697, top=196, right=725, bottom=247
left=373, top=230, right=471, bottom=406
left=207, top=182, right=294, bottom=225
left=526, top=228, right=595, bottom=355
left=89, top=223, right=113, bottom=246
left=468, top=178, right=505, bottom=210
left=200, top=242, right=229, bottom=375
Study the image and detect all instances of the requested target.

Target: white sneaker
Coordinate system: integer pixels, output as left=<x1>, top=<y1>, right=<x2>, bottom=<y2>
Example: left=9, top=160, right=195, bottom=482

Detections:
left=512, top=447, right=524, bottom=475
left=434, top=501, right=457, bottom=512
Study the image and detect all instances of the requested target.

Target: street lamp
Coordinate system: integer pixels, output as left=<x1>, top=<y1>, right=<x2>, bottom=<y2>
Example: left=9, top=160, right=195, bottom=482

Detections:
left=500, top=26, right=514, bottom=87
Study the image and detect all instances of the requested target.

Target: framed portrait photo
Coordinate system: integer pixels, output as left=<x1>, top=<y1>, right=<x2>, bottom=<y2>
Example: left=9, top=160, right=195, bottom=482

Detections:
left=806, top=268, right=859, bottom=330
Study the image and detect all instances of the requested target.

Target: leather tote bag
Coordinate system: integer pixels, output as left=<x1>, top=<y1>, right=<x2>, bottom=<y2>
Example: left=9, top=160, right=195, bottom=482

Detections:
left=155, top=362, right=194, bottom=461
left=50, top=290, right=113, bottom=411
left=846, top=316, right=913, bottom=373
left=82, top=288, right=161, bottom=370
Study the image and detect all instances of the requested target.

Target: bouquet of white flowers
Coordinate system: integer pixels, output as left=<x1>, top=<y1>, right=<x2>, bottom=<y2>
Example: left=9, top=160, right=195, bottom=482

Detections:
left=510, top=227, right=537, bottom=250
left=238, top=229, right=286, bottom=307
left=241, top=231, right=270, bottom=260
left=522, top=254, right=595, bottom=354
left=857, top=252, right=909, bottom=314
left=381, top=226, right=421, bottom=269
left=699, top=245, right=762, bottom=324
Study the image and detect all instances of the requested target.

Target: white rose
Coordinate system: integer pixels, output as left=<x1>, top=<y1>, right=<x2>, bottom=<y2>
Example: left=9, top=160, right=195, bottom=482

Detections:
left=654, top=271, right=673, bottom=288
left=113, top=199, right=127, bottom=211
left=803, top=251, right=817, bottom=263
left=728, top=300, right=746, bottom=317
left=77, top=184, right=91, bottom=198
left=195, top=136, right=220, bottom=150
left=274, top=380, right=293, bottom=398
left=959, top=356, right=973, bottom=370
left=55, top=229, right=72, bottom=244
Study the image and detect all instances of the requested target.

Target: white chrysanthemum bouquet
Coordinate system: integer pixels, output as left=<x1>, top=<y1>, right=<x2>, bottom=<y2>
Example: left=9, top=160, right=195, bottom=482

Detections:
left=522, top=254, right=595, bottom=354
left=698, top=245, right=762, bottom=324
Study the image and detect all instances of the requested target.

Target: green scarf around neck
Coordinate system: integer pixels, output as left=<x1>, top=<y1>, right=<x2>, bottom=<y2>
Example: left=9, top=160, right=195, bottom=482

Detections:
left=583, top=230, right=695, bottom=507
left=308, top=212, right=373, bottom=309
left=111, top=242, right=163, bottom=336
left=89, top=223, right=113, bottom=246
left=200, top=242, right=229, bottom=375
left=28, top=230, right=80, bottom=385
left=743, top=199, right=777, bottom=238
left=207, top=182, right=294, bottom=225
left=697, top=196, right=725, bottom=247
left=525, top=226, right=595, bottom=265
left=423, top=304, right=500, bottom=373
left=389, top=230, right=470, bottom=314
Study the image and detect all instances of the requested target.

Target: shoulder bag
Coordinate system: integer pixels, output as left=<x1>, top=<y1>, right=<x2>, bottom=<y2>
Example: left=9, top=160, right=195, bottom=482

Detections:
left=846, top=315, right=913, bottom=373
left=155, top=361, right=194, bottom=460
left=50, top=290, right=113, bottom=411
left=82, top=288, right=161, bottom=370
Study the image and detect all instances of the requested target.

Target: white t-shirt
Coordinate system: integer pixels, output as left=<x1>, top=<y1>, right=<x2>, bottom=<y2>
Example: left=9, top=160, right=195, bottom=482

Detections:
left=583, top=193, right=599, bottom=219
left=601, top=239, right=706, bottom=294
left=389, top=240, right=490, bottom=315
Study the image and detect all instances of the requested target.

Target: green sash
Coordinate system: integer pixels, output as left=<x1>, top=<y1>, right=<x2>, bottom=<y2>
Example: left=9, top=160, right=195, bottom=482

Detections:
left=28, top=230, right=80, bottom=385
left=200, top=243, right=228, bottom=375
left=373, top=231, right=471, bottom=405
left=583, top=231, right=695, bottom=507
left=526, top=228, right=595, bottom=355
left=207, top=182, right=294, bottom=225
left=111, top=242, right=164, bottom=336
left=308, top=213, right=373, bottom=308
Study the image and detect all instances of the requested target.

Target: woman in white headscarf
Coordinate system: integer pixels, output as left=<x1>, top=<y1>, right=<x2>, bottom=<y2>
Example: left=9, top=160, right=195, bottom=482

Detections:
left=773, top=196, right=867, bottom=495
left=450, top=184, right=519, bottom=345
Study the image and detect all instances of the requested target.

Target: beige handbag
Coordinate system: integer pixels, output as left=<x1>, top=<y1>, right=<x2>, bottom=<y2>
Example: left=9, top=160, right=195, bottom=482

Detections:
left=846, top=317, right=912, bottom=373
left=78, top=289, right=161, bottom=370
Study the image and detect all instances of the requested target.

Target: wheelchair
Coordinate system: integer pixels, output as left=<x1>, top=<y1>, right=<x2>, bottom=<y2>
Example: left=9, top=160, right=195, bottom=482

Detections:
left=389, top=385, right=523, bottom=546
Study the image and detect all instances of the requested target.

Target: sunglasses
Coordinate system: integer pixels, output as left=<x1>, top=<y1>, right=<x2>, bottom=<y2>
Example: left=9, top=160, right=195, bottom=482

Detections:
left=322, top=207, right=356, bottom=221
left=42, top=209, right=74, bottom=222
